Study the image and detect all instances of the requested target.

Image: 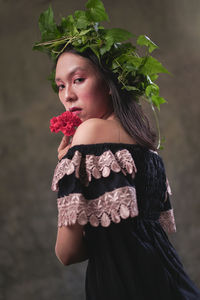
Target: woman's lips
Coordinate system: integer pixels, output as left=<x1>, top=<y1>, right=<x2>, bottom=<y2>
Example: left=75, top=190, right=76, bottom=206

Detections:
left=70, top=107, right=81, bottom=112
left=71, top=108, right=82, bottom=115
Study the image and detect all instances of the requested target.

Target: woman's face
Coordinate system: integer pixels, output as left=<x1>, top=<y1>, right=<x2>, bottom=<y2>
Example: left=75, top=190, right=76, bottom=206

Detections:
left=55, top=52, right=113, bottom=122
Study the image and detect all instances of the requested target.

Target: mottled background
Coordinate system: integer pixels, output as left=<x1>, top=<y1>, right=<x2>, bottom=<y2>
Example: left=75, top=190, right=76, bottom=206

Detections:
left=1, top=0, right=200, bottom=299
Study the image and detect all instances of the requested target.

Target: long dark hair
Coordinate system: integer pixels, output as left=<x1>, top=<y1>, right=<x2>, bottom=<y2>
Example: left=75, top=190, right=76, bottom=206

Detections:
left=56, top=48, right=157, bottom=151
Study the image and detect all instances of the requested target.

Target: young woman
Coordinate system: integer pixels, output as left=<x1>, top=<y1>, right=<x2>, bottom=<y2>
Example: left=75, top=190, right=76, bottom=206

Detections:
left=34, top=1, right=200, bottom=298
left=51, top=48, right=200, bottom=299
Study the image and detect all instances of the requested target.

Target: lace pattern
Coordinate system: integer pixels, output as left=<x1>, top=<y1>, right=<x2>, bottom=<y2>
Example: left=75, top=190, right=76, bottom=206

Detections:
left=159, top=209, right=176, bottom=233
left=52, top=149, right=137, bottom=191
left=57, top=186, right=138, bottom=227
left=51, top=151, right=82, bottom=192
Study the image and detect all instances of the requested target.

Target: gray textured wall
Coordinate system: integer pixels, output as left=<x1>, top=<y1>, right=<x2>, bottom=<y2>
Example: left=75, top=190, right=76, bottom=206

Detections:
left=1, top=0, right=200, bottom=299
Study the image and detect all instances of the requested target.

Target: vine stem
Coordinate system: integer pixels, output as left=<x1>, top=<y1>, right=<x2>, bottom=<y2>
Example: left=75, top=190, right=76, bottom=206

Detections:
left=151, top=103, right=161, bottom=150
left=113, top=59, right=129, bottom=90
left=35, top=36, right=69, bottom=46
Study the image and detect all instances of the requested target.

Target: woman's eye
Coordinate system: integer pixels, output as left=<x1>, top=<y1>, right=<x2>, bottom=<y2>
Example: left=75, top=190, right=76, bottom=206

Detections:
left=58, top=85, right=65, bottom=91
left=74, top=78, right=85, bottom=84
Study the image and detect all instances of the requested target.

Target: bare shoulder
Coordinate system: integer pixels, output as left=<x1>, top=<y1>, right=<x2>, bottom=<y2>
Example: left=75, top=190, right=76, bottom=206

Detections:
left=71, top=118, right=109, bottom=146
left=79, top=118, right=106, bottom=129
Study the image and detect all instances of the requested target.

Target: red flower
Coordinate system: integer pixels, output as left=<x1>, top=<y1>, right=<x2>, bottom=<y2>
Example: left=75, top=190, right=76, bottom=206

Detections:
left=49, top=111, right=82, bottom=136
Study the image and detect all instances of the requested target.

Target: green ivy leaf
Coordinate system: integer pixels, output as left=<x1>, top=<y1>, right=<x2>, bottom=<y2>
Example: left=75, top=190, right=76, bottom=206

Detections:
left=79, top=28, right=93, bottom=35
left=125, top=86, right=140, bottom=91
left=74, top=10, right=89, bottom=29
left=151, top=95, right=167, bottom=110
left=100, top=28, right=133, bottom=55
left=149, top=74, right=158, bottom=82
left=145, top=84, right=159, bottom=98
left=99, top=44, right=110, bottom=55
left=105, top=28, right=133, bottom=43
left=38, top=6, right=60, bottom=41
left=59, top=17, right=69, bottom=34
left=137, top=35, right=158, bottom=53
left=64, top=15, right=79, bottom=35
left=86, top=0, right=109, bottom=22
left=89, top=46, right=100, bottom=59
left=111, top=60, right=119, bottom=70
left=112, top=42, right=136, bottom=56
left=124, top=56, right=144, bottom=70
left=139, top=56, right=169, bottom=75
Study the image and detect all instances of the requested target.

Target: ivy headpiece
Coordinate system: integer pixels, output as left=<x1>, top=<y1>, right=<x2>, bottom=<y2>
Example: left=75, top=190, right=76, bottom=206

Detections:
left=33, top=0, right=170, bottom=149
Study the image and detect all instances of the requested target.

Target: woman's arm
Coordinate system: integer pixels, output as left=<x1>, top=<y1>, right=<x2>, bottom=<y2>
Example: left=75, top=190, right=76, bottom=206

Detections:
left=56, top=135, right=88, bottom=265
left=55, top=224, right=88, bottom=265
left=55, top=121, right=101, bottom=265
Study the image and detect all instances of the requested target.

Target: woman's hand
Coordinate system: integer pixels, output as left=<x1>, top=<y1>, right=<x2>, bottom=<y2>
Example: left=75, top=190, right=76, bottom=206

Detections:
left=57, top=135, right=72, bottom=160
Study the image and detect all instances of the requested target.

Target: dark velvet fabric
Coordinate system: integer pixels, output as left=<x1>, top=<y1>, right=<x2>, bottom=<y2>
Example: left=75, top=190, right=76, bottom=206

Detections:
left=58, top=143, right=200, bottom=300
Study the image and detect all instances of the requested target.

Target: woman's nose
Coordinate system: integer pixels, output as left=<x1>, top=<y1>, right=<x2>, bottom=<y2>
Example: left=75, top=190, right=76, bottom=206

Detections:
left=64, top=85, right=77, bottom=102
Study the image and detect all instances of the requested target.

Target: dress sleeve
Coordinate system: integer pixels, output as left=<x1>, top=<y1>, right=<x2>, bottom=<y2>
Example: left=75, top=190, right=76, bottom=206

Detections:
left=159, top=177, right=177, bottom=233
left=150, top=150, right=176, bottom=234
left=51, top=145, right=138, bottom=228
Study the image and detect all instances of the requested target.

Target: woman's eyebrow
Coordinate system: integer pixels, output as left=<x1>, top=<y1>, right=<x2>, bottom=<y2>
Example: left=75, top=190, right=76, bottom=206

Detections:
left=55, top=67, right=86, bottom=83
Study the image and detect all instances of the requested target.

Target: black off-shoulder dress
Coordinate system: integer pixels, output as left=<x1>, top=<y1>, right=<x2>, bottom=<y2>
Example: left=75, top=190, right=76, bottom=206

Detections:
left=51, top=143, right=200, bottom=300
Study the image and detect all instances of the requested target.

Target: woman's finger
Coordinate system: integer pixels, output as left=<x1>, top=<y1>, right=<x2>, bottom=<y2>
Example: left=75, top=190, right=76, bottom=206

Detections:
left=58, top=135, right=70, bottom=153
left=58, top=144, right=71, bottom=160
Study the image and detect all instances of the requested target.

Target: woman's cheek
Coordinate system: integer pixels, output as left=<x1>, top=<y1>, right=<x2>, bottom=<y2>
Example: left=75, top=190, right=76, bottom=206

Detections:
left=60, top=99, right=67, bottom=110
left=60, top=96, right=66, bottom=107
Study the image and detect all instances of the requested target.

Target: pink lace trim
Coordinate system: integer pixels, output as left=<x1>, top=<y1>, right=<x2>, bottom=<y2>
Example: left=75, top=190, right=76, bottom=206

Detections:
left=57, top=186, right=138, bottom=227
left=159, top=209, right=176, bottom=233
left=51, top=151, right=82, bottom=192
left=52, top=149, right=137, bottom=191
